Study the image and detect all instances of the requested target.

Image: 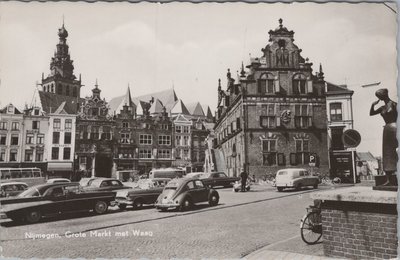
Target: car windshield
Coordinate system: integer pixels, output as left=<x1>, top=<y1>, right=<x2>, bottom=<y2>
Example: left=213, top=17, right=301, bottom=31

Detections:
left=17, top=187, right=41, bottom=197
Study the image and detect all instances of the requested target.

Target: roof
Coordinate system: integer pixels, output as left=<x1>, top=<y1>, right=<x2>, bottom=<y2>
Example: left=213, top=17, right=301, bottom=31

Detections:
left=0, top=104, right=22, bottom=114
left=186, top=102, right=205, bottom=116
left=108, top=87, right=136, bottom=116
left=38, top=91, right=82, bottom=114
left=149, top=99, right=164, bottom=114
left=170, top=99, right=190, bottom=115
left=202, top=105, right=213, bottom=119
left=357, top=152, right=377, bottom=162
left=326, top=82, right=354, bottom=95
left=133, top=88, right=178, bottom=108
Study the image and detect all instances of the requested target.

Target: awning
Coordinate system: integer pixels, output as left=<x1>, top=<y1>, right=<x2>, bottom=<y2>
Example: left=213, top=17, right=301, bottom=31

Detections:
left=47, top=162, right=72, bottom=172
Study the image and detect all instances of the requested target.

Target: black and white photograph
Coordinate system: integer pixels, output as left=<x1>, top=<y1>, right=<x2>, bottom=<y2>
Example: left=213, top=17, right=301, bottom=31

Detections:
left=0, top=1, right=398, bottom=259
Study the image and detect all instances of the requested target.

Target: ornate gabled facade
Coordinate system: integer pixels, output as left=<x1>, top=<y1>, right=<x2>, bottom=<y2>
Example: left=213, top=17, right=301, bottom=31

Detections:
left=75, top=82, right=114, bottom=178
left=214, top=19, right=329, bottom=178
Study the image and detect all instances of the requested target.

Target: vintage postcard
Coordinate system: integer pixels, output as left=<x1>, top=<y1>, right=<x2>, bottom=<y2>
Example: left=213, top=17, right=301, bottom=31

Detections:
left=0, top=1, right=398, bottom=259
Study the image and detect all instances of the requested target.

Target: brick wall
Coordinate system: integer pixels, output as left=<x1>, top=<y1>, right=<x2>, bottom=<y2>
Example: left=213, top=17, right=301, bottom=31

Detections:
left=321, top=201, right=398, bottom=259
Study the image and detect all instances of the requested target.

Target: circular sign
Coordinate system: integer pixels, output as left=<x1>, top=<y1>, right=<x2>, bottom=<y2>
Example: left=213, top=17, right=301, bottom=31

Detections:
left=342, top=129, right=361, bottom=148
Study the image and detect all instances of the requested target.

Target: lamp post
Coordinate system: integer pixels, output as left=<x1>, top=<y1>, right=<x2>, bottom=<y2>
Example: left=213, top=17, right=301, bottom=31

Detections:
left=91, top=144, right=97, bottom=178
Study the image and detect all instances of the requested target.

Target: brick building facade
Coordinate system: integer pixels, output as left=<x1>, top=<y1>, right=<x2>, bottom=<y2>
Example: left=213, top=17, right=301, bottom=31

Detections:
left=214, top=19, right=330, bottom=178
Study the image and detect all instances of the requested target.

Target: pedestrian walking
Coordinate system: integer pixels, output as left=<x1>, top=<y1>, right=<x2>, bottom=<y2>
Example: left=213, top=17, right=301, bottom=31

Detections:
left=240, top=168, right=248, bottom=192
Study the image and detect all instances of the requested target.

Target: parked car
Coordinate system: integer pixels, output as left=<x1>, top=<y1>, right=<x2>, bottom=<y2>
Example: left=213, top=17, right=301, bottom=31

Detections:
left=0, top=182, right=28, bottom=197
left=149, top=168, right=185, bottom=179
left=185, top=172, right=206, bottom=179
left=83, top=178, right=132, bottom=192
left=200, top=172, right=240, bottom=188
left=232, top=180, right=251, bottom=192
left=155, top=178, right=219, bottom=211
left=79, top=177, right=96, bottom=187
left=115, top=178, right=171, bottom=210
left=46, top=178, right=71, bottom=184
left=0, top=183, right=116, bottom=224
left=275, top=168, right=319, bottom=192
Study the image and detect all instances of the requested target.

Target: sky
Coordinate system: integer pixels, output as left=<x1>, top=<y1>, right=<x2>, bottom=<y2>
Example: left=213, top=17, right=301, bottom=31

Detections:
left=0, top=2, right=397, bottom=157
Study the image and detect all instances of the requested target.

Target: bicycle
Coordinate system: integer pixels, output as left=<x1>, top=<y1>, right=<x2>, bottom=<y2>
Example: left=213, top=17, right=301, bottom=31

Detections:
left=300, top=200, right=322, bottom=245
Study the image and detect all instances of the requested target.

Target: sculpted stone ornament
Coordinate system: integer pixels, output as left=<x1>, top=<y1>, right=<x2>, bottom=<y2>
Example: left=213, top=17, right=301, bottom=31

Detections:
left=369, top=88, right=398, bottom=190
left=280, top=110, right=291, bottom=124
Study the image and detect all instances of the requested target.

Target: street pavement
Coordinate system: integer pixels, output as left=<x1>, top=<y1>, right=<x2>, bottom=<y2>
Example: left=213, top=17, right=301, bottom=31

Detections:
left=0, top=183, right=350, bottom=259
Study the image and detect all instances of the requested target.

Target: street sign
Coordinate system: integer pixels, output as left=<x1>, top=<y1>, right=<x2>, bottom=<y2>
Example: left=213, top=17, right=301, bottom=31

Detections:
left=309, top=153, right=317, bottom=167
left=342, top=129, right=361, bottom=148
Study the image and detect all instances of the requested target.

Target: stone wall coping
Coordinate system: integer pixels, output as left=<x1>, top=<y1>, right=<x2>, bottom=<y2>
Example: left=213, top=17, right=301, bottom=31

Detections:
left=310, top=186, right=397, bottom=204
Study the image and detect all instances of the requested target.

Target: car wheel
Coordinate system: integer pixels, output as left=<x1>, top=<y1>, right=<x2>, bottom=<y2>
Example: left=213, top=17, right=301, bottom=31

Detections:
left=25, top=210, right=42, bottom=224
left=234, top=188, right=239, bottom=192
left=118, top=204, right=127, bottom=210
left=133, top=199, right=144, bottom=210
left=295, top=184, right=302, bottom=191
left=94, top=201, right=108, bottom=214
left=277, top=187, right=284, bottom=192
left=208, top=193, right=219, bottom=206
left=158, top=208, right=167, bottom=212
left=179, top=198, right=192, bottom=212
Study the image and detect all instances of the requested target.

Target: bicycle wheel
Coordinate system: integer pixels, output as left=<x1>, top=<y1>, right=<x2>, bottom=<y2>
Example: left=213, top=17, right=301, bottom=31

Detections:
left=300, top=211, right=322, bottom=245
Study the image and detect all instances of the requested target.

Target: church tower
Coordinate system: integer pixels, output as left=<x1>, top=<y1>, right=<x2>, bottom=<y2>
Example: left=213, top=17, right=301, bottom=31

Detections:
left=41, top=22, right=82, bottom=98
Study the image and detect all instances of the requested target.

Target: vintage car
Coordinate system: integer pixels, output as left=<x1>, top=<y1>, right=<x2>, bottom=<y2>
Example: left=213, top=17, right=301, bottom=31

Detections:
left=185, top=172, right=206, bottom=179
left=155, top=178, right=219, bottom=211
left=275, top=168, right=319, bottom=192
left=0, top=183, right=116, bottom=224
left=200, top=172, right=240, bottom=188
left=46, top=178, right=71, bottom=184
left=83, top=178, right=132, bottom=192
left=0, top=182, right=28, bottom=197
left=115, top=178, right=171, bottom=210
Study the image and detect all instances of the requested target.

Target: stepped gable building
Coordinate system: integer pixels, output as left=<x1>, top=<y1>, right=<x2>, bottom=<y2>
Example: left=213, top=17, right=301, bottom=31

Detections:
left=214, top=19, right=329, bottom=178
left=75, top=82, right=114, bottom=178
left=109, top=88, right=175, bottom=175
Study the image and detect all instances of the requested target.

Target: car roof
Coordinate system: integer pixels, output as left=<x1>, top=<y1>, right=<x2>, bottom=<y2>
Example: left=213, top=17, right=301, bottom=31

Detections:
left=1, top=182, right=28, bottom=186
left=277, top=168, right=307, bottom=172
left=31, top=182, right=80, bottom=190
left=48, top=178, right=70, bottom=181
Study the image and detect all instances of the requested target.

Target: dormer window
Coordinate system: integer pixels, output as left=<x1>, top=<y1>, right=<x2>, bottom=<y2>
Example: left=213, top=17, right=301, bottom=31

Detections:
left=292, top=74, right=307, bottom=94
left=7, top=106, right=14, bottom=113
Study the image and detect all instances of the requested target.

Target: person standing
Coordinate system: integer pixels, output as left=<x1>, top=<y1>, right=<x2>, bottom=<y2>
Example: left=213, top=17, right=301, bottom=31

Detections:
left=240, top=168, right=248, bottom=192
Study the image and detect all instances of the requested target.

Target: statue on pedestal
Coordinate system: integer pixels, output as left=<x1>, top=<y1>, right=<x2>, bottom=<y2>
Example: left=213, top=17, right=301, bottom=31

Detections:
left=370, top=88, right=398, bottom=188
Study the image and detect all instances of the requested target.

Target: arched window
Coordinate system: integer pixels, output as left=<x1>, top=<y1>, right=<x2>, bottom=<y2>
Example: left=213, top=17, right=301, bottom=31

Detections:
left=292, top=74, right=307, bottom=94
left=51, top=84, right=55, bottom=93
left=258, top=73, right=274, bottom=94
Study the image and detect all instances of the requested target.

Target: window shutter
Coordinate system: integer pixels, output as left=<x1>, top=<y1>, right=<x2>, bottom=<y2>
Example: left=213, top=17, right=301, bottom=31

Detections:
left=308, top=104, right=313, bottom=127
left=274, top=76, right=280, bottom=93
left=307, top=77, right=313, bottom=94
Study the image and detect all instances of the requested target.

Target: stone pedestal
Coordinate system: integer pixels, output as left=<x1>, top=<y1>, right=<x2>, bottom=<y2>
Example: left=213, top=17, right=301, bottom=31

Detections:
left=311, top=187, right=397, bottom=259
left=373, top=175, right=398, bottom=191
